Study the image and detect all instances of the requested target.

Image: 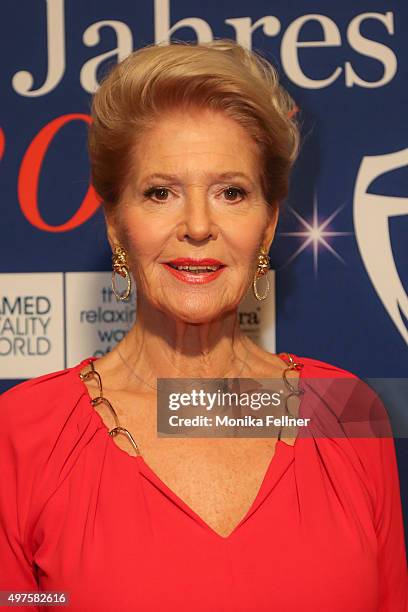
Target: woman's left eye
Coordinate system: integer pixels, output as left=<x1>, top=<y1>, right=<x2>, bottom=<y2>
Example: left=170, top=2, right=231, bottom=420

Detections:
left=143, top=186, right=170, bottom=201
left=223, top=186, right=247, bottom=202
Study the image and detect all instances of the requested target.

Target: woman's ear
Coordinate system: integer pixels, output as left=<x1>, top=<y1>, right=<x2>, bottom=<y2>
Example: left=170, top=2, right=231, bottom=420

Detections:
left=103, top=206, right=120, bottom=251
left=263, top=205, right=279, bottom=250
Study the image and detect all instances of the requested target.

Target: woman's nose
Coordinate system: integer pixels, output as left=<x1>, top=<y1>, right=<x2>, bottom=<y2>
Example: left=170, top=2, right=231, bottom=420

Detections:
left=176, top=191, right=218, bottom=242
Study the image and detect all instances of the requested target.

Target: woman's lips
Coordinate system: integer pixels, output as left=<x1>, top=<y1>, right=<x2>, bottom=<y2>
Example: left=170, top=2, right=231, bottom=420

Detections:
left=161, top=263, right=226, bottom=284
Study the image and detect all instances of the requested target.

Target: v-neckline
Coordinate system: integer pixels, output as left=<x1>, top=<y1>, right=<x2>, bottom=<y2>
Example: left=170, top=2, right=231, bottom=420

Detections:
left=74, top=353, right=305, bottom=541
left=137, top=437, right=295, bottom=541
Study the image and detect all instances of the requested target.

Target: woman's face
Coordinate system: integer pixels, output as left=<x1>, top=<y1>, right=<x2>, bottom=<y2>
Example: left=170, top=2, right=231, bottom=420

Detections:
left=106, top=108, right=278, bottom=323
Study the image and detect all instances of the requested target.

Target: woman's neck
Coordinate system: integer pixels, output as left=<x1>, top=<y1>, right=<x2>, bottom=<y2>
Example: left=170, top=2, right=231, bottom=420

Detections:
left=113, top=303, right=254, bottom=384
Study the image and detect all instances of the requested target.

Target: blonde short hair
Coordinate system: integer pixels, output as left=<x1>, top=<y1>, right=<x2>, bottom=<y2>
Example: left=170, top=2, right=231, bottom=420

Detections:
left=88, top=38, right=300, bottom=212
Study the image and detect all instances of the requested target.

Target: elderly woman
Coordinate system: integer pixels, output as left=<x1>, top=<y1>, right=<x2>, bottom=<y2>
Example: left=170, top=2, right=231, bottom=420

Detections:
left=0, top=40, right=406, bottom=611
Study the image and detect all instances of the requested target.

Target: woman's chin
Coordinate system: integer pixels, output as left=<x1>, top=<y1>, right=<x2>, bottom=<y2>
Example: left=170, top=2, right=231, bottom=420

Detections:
left=162, top=302, right=227, bottom=325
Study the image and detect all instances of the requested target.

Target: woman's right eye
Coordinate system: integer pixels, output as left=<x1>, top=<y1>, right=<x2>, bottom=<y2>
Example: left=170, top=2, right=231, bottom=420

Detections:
left=143, top=186, right=169, bottom=201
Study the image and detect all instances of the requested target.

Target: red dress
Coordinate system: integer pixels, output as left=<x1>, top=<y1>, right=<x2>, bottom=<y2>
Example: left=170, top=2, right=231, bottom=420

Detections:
left=0, top=354, right=407, bottom=611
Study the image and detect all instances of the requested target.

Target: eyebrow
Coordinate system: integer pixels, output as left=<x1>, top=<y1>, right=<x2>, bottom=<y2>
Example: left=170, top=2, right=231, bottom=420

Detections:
left=139, top=172, right=254, bottom=185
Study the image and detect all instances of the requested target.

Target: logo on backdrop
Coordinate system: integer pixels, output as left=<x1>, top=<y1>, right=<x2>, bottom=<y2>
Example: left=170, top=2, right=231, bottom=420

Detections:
left=0, top=274, right=64, bottom=378
left=354, top=147, right=408, bottom=345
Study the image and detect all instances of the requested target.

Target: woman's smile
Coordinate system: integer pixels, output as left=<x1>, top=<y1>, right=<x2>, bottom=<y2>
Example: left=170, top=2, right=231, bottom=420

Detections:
left=162, top=257, right=227, bottom=284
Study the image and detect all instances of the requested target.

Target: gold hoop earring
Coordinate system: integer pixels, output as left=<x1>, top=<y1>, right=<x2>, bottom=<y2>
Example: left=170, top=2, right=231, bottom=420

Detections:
left=252, top=245, right=270, bottom=301
left=111, top=245, right=131, bottom=301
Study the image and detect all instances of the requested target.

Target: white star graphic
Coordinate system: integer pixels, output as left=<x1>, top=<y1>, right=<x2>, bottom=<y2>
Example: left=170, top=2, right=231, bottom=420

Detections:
left=277, top=195, right=354, bottom=278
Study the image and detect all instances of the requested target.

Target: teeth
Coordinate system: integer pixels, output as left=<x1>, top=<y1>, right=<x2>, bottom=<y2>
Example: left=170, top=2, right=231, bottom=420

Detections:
left=170, top=264, right=220, bottom=272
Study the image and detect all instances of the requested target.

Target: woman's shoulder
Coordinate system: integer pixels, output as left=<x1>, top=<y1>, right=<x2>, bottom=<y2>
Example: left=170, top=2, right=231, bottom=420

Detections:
left=292, top=353, right=392, bottom=436
left=0, top=357, right=99, bottom=491
left=294, top=355, right=398, bottom=492
left=0, top=357, right=94, bottom=431
left=0, top=358, right=98, bottom=538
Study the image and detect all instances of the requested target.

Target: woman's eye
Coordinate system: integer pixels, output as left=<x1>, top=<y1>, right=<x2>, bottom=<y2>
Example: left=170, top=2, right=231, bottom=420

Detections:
left=143, top=187, right=169, bottom=201
left=223, top=186, right=247, bottom=202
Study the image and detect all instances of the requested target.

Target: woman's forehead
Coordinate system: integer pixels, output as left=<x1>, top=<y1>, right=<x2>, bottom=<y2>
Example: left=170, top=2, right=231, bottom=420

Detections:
left=130, top=122, right=261, bottom=180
